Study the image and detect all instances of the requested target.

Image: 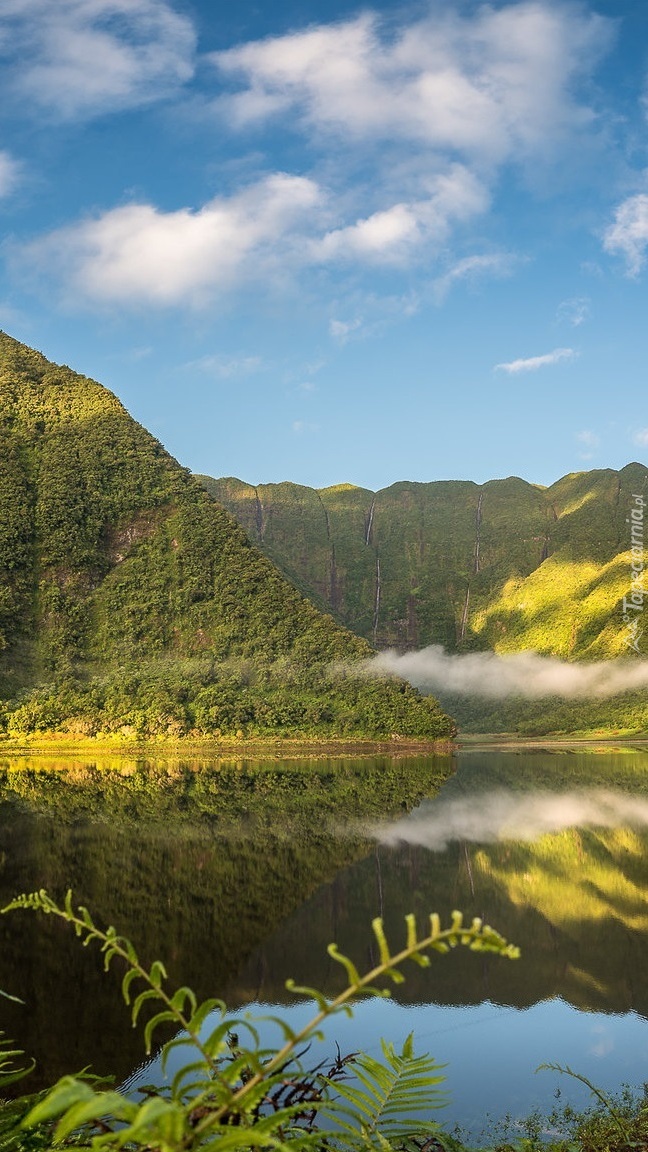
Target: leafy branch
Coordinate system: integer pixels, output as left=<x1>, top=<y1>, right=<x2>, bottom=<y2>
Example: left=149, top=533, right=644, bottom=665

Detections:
left=1, top=891, right=520, bottom=1151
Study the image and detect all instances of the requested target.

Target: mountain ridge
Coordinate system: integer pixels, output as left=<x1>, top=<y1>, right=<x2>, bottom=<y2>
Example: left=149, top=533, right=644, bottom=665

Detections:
left=197, top=464, right=648, bottom=661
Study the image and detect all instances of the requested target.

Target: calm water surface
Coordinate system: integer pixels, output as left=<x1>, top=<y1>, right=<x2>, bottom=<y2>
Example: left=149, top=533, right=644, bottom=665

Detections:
left=2, top=747, right=648, bottom=1135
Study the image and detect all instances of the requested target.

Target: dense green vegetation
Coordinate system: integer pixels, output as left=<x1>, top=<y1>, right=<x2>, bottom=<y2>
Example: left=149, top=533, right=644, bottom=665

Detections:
left=198, top=468, right=648, bottom=736
left=0, top=754, right=453, bottom=1084
left=2, top=889, right=647, bottom=1152
left=443, top=688, right=648, bottom=736
left=0, top=891, right=518, bottom=1152
left=198, top=467, right=648, bottom=660
left=0, top=332, right=453, bottom=741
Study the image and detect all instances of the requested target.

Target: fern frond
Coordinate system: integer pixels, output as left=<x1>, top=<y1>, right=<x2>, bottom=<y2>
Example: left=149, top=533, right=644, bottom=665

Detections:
left=0, top=1033, right=35, bottom=1089
left=322, top=1034, right=447, bottom=1150
left=3, top=892, right=520, bottom=1147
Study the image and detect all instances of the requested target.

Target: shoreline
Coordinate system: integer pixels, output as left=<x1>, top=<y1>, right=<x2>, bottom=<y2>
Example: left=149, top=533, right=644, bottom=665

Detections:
left=0, top=733, right=456, bottom=761
left=2, top=730, right=648, bottom=761
left=458, top=731, right=648, bottom=751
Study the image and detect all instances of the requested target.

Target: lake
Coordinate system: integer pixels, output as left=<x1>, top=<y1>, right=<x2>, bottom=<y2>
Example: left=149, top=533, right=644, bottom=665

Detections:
left=2, top=746, right=648, bottom=1138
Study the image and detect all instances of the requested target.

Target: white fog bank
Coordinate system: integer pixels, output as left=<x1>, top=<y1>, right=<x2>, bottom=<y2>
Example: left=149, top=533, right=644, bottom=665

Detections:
left=369, top=646, right=648, bottom=699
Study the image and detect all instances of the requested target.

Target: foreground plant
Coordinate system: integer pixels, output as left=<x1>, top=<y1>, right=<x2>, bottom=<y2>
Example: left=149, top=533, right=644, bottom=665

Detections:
left=1, top=890, right=520, bottom=1150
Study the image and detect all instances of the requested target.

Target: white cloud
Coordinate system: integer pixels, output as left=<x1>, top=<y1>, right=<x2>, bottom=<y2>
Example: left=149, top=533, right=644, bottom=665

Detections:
left=557, top=296, right=590, bottom=326
left=23, top=174, right=321, bottom=305
left=0, top=0, right=196, bottom=120
left=0, top=150, right=20, bottom=197
left=603, top=193, right=648, bottom=277
left=313, top=165, right=488, bottom=264
left=432, top=252, right=517, bottom=302
left=633, top=428, right=648, bottom=447
left=495, top=347, right=577, bottom=374
left=213, top=3, right=610, bottom=164
left=199, top=3, right=609, bottom=296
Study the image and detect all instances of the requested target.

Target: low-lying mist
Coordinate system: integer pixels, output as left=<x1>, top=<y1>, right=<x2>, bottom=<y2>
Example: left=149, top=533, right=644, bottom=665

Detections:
left=369, top=646, right=648, bottom=698
left=373, top=789, right=648, bottom=850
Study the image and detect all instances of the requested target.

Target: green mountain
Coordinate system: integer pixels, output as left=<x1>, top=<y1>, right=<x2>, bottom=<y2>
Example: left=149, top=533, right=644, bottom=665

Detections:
left=197, top=468, right=648, bottom=735
left=197, top=468, right=648, bottom=660
left=0, top=332, right=453, bottom=741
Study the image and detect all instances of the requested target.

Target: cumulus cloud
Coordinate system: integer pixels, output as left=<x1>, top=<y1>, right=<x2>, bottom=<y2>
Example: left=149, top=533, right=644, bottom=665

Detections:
left=495, top=347, right=577, bottom=374
left=22, top=174, right=321, bottom=305
left=373, top=789, right=648, bottom=851
left=368, top=645, right=648, bottom=699
left=212, top=3, right=609, bottom=164
left=11, top=1, right=616, bottom=308
left=203, top=3, right=611, bottom=299
left=313, top=166, right=488, bottom=265
left=0, top=0, right=196, bottom=120
left=0, top=150, right=20, bottom=197
left=604, top=193, right=648, bottom=277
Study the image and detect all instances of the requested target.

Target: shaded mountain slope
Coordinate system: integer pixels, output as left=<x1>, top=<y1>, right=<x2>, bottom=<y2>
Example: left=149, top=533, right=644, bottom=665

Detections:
left=0, top=333, right=453, bottom=740
left=198, top=466, right=648, bottom=660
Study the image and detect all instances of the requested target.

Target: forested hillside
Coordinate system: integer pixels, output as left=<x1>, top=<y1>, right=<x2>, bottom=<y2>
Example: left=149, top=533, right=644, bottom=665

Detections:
left=198, top=467, right=648, bottom=659
left=0, top=332, right=454, bottom=741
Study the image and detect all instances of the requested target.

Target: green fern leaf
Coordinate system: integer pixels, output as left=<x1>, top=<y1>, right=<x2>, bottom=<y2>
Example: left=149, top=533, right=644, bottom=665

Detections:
left=322, top=1034, right=447, bottom=1150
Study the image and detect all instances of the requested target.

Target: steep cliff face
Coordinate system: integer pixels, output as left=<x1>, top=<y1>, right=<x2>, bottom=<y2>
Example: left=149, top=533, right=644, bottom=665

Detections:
left=199, top=465, right=648, bottom=659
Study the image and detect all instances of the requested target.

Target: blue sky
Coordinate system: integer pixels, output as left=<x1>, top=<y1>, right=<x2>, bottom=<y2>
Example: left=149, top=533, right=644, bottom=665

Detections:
left=1, top=0, right=648, bottom=490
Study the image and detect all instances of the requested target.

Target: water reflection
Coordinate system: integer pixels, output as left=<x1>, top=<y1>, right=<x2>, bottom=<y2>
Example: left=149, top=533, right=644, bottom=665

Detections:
left=0, top=754, right=449, bottom=1086
left=374, top=789, right=648, bottom=849
left=2, top=748, right=648, bottom=1129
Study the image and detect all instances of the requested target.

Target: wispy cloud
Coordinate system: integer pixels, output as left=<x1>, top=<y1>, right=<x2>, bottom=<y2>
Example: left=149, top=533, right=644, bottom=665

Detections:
left=495, top=347, right=577, bottom=374
left=328, top=292, right=418, bottom=345
left=557, top=296, right=590, bottom=326
left=604, top=192, right=648, bottom=277
left=187, top=353, right=265, bottom=378
left=0, top=150, right=21, bottom=198
left=329, top=318, right=363, bottom=344
left=0, top=0, right=196, bottom=120
left=576, top=428, right=600, bottom=460
left=432, top=252, right=517, bottom=302
left=633, top=428, right=648, bottom=447
left=366, top=645, right=648, bottom=699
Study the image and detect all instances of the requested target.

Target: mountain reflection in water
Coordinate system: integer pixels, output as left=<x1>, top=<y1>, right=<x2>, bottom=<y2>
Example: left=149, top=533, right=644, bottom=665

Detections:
left=2, top=748, right=648, bottom=1129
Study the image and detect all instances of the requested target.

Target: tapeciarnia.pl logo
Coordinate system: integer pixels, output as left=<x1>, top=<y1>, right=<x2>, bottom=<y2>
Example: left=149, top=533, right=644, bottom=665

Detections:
left=622, top=493, right=646, bottom=654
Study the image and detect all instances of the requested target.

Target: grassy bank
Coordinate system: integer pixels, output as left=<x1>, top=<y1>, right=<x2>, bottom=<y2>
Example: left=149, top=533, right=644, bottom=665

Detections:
left=0, top=731, right=456, bottom=761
